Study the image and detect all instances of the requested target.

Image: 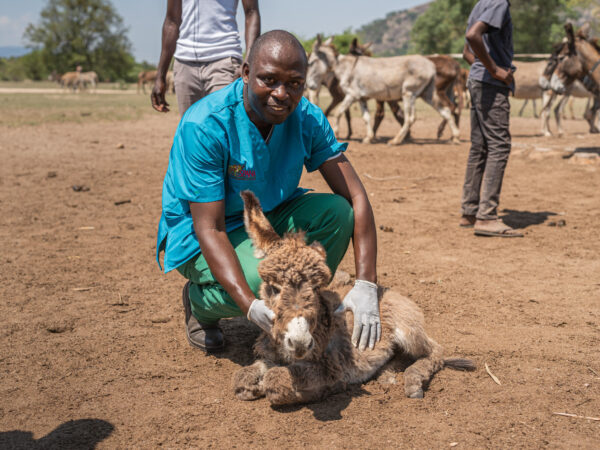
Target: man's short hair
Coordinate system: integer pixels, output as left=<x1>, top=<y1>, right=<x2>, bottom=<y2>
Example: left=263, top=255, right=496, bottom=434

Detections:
left=247, top=30, right=308, bottom=69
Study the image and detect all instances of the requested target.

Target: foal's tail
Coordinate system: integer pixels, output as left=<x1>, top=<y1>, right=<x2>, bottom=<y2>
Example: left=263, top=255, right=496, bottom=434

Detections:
left=443, top=358, right=477, bottom=371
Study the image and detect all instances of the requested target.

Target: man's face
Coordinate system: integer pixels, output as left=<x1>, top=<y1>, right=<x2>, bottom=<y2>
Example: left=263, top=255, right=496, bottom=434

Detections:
left=243, top=43, right=307, bottom=127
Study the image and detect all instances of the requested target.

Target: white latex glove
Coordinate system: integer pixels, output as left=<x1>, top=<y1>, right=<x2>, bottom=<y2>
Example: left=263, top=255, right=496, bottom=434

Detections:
left=335, top=280, right=381, bottom=350
left=247, top=299, right=275, bottom=334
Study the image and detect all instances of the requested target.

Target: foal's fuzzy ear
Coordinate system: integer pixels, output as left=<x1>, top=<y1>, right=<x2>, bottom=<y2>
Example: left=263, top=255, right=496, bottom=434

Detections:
left=241, top=191, right=280, bottom=258
left=324, top=36, right=334, bottom=46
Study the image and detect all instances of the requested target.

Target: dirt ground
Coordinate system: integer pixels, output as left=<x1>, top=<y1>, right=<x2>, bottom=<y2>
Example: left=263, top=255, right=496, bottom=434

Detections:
left=1, top=97, right=599, bottom=448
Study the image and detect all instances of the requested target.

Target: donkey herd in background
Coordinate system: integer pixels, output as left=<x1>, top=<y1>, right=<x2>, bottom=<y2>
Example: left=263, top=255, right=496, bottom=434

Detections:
left=306, top=23, right=600, bottom=145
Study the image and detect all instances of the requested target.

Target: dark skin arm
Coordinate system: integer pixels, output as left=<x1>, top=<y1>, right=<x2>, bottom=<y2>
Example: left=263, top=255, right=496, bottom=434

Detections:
left=238, top=0, right=261, bottom=76
left=463, top=42, right=475, bottom=66
left=319, top=154, right=377, bottom=283
left=189, top=200, right=255, bottom=315
left=465, top=21, right=513, bottom=86
left=152, top=0, right=182, bottom=113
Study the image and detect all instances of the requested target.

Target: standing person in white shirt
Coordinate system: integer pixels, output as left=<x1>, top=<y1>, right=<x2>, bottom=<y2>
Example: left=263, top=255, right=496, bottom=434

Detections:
left=151, top=0, right=260, bottom=115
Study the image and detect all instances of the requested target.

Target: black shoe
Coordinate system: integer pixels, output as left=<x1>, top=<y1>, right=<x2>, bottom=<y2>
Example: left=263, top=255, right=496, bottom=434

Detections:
left=182, top=281, right=225, bottom=351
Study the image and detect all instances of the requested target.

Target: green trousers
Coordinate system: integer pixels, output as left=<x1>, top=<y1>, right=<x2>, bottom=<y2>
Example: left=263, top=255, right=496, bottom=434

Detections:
left=177, top=193, right=354, bottom=324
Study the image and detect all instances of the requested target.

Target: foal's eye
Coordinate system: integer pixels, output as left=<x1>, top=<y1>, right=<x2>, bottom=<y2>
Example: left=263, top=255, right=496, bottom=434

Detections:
left=266, top=284, right=281, bottom=296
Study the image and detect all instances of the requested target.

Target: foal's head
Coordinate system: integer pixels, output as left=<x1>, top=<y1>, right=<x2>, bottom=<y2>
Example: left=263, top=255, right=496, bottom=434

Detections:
left=241, top=191, right=332, bottom=360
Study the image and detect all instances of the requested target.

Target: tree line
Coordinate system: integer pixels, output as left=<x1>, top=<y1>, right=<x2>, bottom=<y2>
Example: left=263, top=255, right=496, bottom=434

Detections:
left=411, top=0, right=597, bottom=55
left=0, top=0, right=149, bottom=82
left=1, top=0, right=597, bottom=82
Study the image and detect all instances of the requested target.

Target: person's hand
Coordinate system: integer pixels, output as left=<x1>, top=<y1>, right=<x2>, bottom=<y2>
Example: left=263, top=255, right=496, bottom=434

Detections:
left=335, top=280, right=381, bottom=350
left=151, top=77, right=170, bottom=113
left=492, top=66, right=514, bottom=86
left=247, top=299, right=275, bottom=334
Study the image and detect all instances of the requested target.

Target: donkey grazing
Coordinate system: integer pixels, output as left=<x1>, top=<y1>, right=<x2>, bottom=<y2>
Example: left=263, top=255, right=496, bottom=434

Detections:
left=232, top=191, right=475, bottom=406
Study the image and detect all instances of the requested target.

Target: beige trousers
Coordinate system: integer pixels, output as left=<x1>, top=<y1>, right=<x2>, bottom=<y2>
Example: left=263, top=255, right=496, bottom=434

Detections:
left=173, top=56, right=241, bottom=115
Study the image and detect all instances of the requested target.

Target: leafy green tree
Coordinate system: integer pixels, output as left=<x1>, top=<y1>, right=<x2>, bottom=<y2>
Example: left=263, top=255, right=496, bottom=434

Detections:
left=512, top=0, right=564, bottom=52
left=23, top=0, right=134, bottom=81
left=411, top=0, right=583, bottom=55
left=299, top=29, right=361, bottom=55
left=411, top=0, right=476, bottom=55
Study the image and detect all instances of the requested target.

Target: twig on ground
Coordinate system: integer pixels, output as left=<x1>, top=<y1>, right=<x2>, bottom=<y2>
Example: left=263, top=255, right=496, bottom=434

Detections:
left=363, top=173, right=403, bottom=181
left=72, top=287, right=93, bottom=292
left=114, top=199, right=131, bottom=206
left=485, top=363, right=501, bottom=385
left=575, top=398, right=592, bottom=407
left=553, top=412, right=600, bottom=421
left=77, top=226, right=95, bottom=230
left=588, top=367, right=599, bottom=377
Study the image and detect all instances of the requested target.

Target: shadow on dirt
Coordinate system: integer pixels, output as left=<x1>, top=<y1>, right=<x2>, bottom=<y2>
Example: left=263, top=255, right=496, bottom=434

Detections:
left=272, top=385, right=368, bottom=421
left=0, top=419, right=114, bottom=449
left=209, top=317, right=260, bottom=366
left=565, top=146, right=600, bottom=156
left=501, top=209, right=557, bottom=229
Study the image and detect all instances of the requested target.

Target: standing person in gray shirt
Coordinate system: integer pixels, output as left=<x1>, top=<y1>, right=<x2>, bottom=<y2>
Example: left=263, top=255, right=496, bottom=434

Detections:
left=151, top=0, right=260, bottom=116
left=460, top=0, right=523, bottom=237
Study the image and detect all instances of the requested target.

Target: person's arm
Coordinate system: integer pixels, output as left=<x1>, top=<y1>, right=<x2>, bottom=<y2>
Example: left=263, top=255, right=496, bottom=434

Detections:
left=151, top=0, right=182, bottom=112
left=189, top=199, right=275, bottom=331
left=189, top=200, right=256, bottom=314
left=319, top=155, right=376, bottom=284
left=463, top=42, right=475, bottom=66
left=465, top=21, right=513, bottom=85
left=236, top=0, right=260, bottom=77
left=319, top=154, right=380, bottom=351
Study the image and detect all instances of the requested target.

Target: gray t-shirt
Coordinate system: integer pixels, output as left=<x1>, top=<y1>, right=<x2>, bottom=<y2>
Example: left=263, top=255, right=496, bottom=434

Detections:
left=466, top=0, right=515, bottom=91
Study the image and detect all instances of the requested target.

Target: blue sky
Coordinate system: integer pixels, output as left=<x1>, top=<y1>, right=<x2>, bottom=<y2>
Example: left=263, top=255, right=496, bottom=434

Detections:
left=0, top=0, right=429, bottom=62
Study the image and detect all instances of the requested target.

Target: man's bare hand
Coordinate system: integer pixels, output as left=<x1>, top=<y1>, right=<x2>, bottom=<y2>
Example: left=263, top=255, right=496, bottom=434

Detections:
left=492, top=67, right=514, bottom=86
left=151, top=78, right=170, bottom=113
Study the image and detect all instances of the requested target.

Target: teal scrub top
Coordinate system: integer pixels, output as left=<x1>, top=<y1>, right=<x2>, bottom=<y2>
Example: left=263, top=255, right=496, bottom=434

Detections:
left=156, top=78, right=347, bottom=272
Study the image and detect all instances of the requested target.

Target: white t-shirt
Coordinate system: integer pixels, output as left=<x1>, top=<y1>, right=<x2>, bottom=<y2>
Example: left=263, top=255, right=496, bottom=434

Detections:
left=174, top=0, right=243, bottom=62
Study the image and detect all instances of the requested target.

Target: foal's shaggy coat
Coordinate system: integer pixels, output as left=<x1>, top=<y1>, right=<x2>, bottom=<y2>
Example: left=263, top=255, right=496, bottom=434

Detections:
left=233, top=192, right=475, bottom=405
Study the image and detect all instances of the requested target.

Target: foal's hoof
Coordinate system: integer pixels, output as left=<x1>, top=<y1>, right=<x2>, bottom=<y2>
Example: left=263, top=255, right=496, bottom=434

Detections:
left=407, top=389, right=424, bottom=399
left=451, top=137, right=460, bottom=145
left=362, top=137, right=374, bottom=144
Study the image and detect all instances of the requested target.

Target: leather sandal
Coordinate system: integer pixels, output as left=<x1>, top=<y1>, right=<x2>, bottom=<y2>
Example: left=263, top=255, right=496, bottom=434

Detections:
left=474, top=219, right=524, bottom=238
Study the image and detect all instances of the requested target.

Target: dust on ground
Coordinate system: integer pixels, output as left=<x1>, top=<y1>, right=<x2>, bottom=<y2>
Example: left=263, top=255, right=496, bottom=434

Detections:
left=1, top=98, right=599, bottom=448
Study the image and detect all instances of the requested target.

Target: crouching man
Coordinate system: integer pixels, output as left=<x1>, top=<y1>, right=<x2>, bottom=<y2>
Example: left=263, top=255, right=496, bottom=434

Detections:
left=156, top=30, right=380, bottom=352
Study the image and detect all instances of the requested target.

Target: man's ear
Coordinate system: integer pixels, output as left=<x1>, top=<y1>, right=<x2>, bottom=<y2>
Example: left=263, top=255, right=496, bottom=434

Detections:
left=242, top=62, right=250, bottom=83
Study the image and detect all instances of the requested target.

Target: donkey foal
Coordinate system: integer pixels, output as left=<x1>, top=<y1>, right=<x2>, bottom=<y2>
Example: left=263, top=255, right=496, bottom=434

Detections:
left=233, top=191, right=475, bottom=406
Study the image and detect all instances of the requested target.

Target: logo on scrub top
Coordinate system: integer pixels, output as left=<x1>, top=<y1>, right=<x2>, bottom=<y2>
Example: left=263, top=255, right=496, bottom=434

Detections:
left=228, top=163, right=256, bottom=180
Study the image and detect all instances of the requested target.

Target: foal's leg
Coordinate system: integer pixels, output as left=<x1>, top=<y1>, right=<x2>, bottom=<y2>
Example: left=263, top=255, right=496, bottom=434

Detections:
left=262, top=363, right=332, bottom=406
left=232, top=360, right=272, bottom=401
left=403, top=340, right=445, bottom=399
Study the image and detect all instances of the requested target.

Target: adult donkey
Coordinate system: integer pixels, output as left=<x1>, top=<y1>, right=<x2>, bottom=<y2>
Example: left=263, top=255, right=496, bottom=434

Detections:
left=306, top=37, right=404, bottom=140
left=307, top=37, right=460, bottom=145
left=542, top=25, right=600, bottom=135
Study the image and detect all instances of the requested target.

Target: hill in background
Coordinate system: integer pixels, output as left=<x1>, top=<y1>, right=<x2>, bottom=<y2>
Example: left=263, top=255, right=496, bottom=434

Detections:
left=357, top=3, right=431, bottom=56
left=0, top=46, right=31, bottom=58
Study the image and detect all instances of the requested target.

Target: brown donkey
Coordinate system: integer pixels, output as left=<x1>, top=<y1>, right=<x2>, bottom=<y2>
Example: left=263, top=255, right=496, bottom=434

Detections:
left=232, top=191, right=475, bottom=406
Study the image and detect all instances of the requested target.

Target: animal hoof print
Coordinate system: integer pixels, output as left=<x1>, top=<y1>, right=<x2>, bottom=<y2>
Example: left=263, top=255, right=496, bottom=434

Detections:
left=407, top=389, right=424, bottom=399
